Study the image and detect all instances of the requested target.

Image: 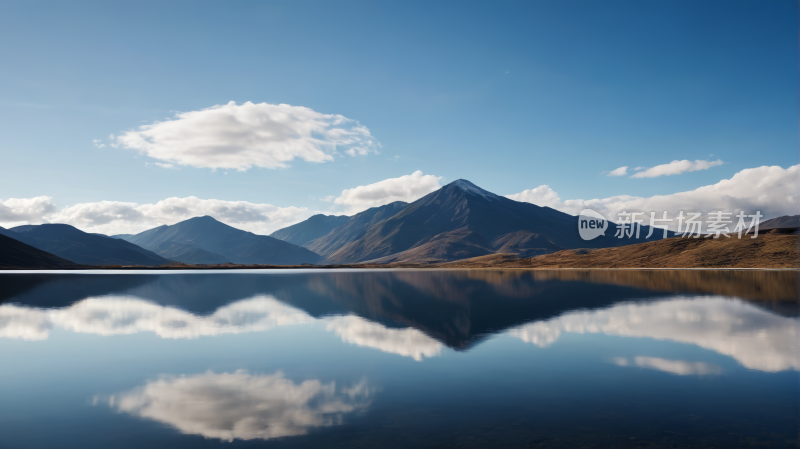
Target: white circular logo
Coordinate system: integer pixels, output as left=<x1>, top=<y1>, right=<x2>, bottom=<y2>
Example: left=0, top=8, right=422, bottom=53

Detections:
left=578, top=209, right=608, bottom=240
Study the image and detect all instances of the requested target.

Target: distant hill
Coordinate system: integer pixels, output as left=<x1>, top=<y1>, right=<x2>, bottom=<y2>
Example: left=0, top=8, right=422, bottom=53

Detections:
left=111, top=234, right=133, bottom=239
left=304, top=201, right=409, bottom=258
left=322, top=180, right=667, bottom=264
left=761, top=214, right=800, bottom=230
left=7, top=224, right=171, bottom=266
left=126, top=216, right=321, bottom=265
left=270, top=214, right=350, bottom=246
left=0, top=233, right=80, bottom=269
left=0, top=225, right=39, bottom=247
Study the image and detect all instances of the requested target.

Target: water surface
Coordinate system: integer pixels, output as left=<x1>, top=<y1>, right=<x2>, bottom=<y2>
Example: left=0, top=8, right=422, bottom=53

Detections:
left=0, top=269, right=797, bottom=448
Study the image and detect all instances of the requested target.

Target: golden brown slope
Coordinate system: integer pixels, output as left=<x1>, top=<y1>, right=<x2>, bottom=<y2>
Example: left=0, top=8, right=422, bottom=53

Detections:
left=440, top=234, right=799, bottom=269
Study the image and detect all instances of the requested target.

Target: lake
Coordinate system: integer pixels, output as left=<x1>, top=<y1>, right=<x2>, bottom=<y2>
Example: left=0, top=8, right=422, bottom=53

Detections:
left=0, top=269, right=797, bottom=448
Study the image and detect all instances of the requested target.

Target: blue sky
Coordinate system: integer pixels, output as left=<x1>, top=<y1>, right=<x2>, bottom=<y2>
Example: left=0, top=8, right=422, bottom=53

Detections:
left=0, top=0, right=797, bottom=234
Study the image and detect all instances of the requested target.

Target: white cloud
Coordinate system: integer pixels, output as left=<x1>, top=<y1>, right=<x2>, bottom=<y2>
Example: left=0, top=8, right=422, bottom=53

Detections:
left=327, top=315, right=443, bottom=361
left=631, top=159, right=724, bottom=178
left=92, top=139, right=106, bottom=148
left=612, top=356, right=722, bottom=376
left=115, top=101, right=380, bottom=171
left=332, top=170, right=443, bottom=214
left=605, top=166, right=628, bottom=177
left=0, top=196, right=315, bottom=235
left=153, top=162, right=175, bottom=169
left=106, top=371, right=371, bottom=441
left=0, top=196, right=57, bottom=225
left=509, top=296, right=800, bottom=372
left=507, top=164, right=800, bottom=225
left=504, top=185, right=564, bottom=209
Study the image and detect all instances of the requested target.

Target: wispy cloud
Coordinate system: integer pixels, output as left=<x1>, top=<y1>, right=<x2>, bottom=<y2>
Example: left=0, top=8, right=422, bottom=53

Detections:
left=92, top=139, right=106, bottom=148
left=604, top=166, right=628, bottom=177
left=631, top=159, right=724, bottom=178
left=114, top=101, right=380, bottom=171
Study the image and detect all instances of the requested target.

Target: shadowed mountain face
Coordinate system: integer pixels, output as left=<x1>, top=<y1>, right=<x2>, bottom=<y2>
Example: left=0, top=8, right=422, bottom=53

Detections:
left=8, top=224, right=172, bottom=266
left=270, top=214, right=349, bottom=247
left=0, top=233, right=80, bottom=269
left=323, top=180, right=667, bottom=264
left=125, top=216, right=321, bottom=265
left=303, top=202, right=409, bottom=257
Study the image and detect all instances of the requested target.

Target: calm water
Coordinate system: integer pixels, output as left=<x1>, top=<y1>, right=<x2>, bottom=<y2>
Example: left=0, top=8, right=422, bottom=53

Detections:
left=0, top=269, right=797, bottom=448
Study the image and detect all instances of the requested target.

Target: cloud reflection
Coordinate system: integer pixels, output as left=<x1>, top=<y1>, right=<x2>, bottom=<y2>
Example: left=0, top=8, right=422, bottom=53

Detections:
left=104, top=370, right=371, bottom=441
left=612, top=357, right=722, bottom=375
left=0, top=295, right=313, bottom=340
left=510, top=297, right=800, bottom=372
left=327, top=315, right=443, bottom=361
left=0, top=297, right=443, bottom=361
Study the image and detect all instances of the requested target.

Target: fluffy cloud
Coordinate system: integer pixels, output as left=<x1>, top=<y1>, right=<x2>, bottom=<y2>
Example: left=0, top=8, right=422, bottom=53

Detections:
left=509, top=296, right=800, bottom=372
left=631, top=159, right=724, bottom=178
left=0, top=196, right=57, bottom=225
left=605, top=166, right=628, bottom=177
left=332, top=170, right=443, bottom=214
left=611, top=357, right=722, bottom=376
left=327, top=315, right=443, bottom=361
left=0, top=196, right=314, bottom=235
left=114, top=101, right=379, bottom=171
left=106, top=371, right=371, bottom=441
left=507, top=164, right=800, bottom=226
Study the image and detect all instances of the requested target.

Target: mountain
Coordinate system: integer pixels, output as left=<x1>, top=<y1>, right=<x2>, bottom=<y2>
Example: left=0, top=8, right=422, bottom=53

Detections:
left=143, top=240, right=231, bottom=265
left=126, top=216, right=321, bottom=265
left=761, top=214, right=800, bottom=230
left=111, top=234, right=133, bottom=239
left=323, top=179, right=668, bottom=264
left=0, top=233, right=80, bottom=269
left=8, top=224, right=173, bottom=266
left=303, top=201, right=409, bottom=258
left=0, top=225, right=39, bottom=247
left=270, top=214, right=350, bottom=247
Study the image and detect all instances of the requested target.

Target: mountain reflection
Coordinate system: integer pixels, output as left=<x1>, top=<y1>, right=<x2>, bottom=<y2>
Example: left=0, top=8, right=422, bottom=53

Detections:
left=510, top=297, right=800, bottom=372
left=1, top=270, right=797, bottom=371
left=101, top=371, right=371, bottom=441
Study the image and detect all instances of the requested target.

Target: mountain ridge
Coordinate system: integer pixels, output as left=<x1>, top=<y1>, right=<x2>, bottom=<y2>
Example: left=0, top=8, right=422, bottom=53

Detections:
left=8, top=224, right=173, bottom=266
left=126, top=215, right=321, bottom=265
left=321, top=179, right=664, bottom=264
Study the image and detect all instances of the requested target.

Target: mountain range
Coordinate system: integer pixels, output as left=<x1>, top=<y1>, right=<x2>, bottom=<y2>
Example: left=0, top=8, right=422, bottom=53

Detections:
left=120, top=215, right=322, bottom=265
left=8, top=224, right=172, bottom=266
left=269, top=214, right=349, bottom=246
left=3, top=179, right=792, bottom=269
left=273, top=179, right=669, bottom=264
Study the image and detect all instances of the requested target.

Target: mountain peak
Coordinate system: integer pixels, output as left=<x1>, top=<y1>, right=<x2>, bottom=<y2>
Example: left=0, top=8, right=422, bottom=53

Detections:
left=444, top=179, right=502, bottom=201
